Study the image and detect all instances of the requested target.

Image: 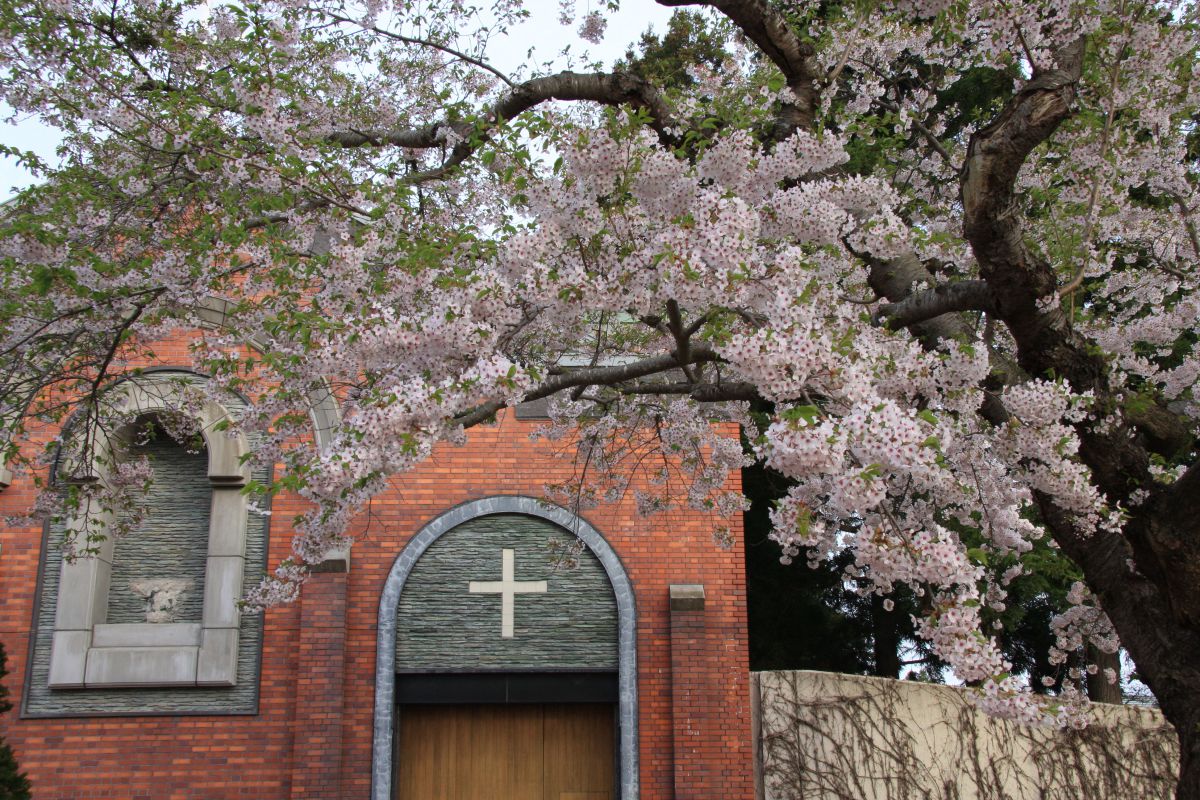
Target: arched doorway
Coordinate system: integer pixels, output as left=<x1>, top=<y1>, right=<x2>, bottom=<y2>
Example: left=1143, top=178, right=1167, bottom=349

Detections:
left=371, top=497, right=639, bottom=800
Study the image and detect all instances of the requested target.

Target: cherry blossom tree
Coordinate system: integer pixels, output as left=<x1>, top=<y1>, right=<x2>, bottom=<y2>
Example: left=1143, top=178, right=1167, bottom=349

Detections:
left=1, top=0, right=1198, bottom=794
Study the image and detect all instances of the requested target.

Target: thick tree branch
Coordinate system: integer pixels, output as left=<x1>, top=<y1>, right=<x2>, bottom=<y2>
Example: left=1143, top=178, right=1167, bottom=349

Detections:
left=665, top=299, right=696, bottom=382
left=957, top=35, right=1195, bottom=498
left=1171, top=191, right=1200, bottom=260
left=865, top=252, right=977, bottom=344
left=326, top=70, right=679, bottom=157
left=962, top=38, right=1087, bottom=330
left=1039, top=489, right=1200, bottom=761
left=864, top=250, right=1019, bottom=425
left=658, top=0, right=820, bottom=133
left=875, top=280, right=996, bottom=330
left=961, top=38, right=1200, bottom=733
left=453, top=344, right=721, bottom=428
left=620, top=380, right=761, bottom=402
left=961, top=37, right=1193, bottom=469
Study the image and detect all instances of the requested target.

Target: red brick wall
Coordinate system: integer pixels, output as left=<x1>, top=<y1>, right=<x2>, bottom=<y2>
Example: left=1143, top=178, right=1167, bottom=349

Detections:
left=1, top=378, right=754, bottom=798
left=669, top=586, right=752, bottom=799
left=289, top=570, right=348, bottom=798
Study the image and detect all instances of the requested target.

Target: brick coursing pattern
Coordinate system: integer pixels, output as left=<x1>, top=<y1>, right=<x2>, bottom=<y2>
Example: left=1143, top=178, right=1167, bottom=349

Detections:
left=671, top=597, right=747, bottom=799
left=289, top=572, right=348, bottom=799
left=0, top=337, right=754, bottom=799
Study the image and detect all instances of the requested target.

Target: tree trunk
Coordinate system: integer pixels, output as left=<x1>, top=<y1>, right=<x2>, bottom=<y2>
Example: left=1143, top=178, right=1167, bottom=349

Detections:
left=1177, top=714, right=1200, bottom=800
left=1101, top=594, right=1200, bottom=800
left=1044, top=501, right=1200, bottom=800
left=1085, top=645, right=1122, bottom=704
left=871, top=594, right=901, bottom=679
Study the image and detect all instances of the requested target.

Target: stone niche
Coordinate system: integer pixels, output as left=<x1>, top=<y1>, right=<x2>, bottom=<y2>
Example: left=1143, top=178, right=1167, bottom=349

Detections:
left=25, top=372, right=268, bottom=714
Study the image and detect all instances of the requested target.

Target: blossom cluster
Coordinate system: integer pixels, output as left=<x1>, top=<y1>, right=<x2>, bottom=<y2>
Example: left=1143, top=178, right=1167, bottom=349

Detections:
left=1, top=0, right=1197, bottom=726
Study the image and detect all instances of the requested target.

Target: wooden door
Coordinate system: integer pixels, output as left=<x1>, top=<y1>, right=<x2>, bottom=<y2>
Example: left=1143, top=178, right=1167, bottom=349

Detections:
left=396, top=703, right=614, bottom=800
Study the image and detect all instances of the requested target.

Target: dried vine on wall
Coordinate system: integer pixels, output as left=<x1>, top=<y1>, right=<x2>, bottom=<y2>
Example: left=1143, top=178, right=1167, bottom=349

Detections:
left=756, top=671, right=1178, bottom=800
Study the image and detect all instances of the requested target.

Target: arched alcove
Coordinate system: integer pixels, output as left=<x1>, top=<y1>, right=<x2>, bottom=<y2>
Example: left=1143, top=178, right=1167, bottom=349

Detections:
left=372, top=496, right=639, bottom=800
left=46, top=371, right=251, bottom=689
left=192, top=296, right=340, bottom=452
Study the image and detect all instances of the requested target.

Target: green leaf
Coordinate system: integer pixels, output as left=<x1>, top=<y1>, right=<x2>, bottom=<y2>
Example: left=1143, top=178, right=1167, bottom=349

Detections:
left=782, top=404, right=822, bottom=425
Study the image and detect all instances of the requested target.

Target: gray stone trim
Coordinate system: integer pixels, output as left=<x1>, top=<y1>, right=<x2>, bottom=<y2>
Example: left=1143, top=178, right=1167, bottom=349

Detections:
left=669, top=583, right=706, bottom=612
left=46, top=372, right=248, bottom=688
left=371, top=496, right=639, bottom=800
left=194, top=296, right=341, bottom=452
left=196, top=296, right=349, bottom=569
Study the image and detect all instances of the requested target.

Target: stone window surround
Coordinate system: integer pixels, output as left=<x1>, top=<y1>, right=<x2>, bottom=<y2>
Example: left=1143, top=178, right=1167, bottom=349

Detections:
left=372, top=496, right=640, bottom=800
left=3, top=297, right=341, bottom=566
left=47, top=376, right=251, bottom=689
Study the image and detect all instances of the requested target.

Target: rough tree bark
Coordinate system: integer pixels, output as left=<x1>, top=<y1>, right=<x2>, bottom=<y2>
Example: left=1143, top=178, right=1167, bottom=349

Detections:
left=1086, top=645, right=1122, bottom=705
left=957, top=38, right=1200, bottom=799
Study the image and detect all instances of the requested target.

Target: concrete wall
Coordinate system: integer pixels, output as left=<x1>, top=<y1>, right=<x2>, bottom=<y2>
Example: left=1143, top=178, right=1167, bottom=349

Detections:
left=753, top=670, right=1179, bottom=800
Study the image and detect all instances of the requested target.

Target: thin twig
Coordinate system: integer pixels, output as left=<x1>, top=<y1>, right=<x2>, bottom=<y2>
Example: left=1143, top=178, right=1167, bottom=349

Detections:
left=321, top=11, right=516, bottom=88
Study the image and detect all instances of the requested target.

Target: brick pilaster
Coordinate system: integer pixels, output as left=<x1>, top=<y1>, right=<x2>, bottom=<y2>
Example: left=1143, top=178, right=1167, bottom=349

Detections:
left=669, top=584, right=707, bottom=800
left=289, top=562, right=349, bottom=798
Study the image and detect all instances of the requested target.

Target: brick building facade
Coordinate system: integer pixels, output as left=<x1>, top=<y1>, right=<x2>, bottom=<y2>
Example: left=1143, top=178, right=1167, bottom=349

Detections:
left=0, top=336, right=755, bottom=799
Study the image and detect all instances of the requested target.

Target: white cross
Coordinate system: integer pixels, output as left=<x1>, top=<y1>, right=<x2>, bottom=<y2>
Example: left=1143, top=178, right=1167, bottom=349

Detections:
left=468, top=548, right=548, bottom=638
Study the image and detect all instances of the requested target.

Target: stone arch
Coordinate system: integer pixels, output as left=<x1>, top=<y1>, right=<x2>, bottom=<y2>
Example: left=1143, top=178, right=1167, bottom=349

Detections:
left=193, top=296, right=350, bottom=564
left=193, top=296, right=340, bottom=453
left=54, top=371, right=250, bottom=486
left=371, top=495, right=639, bottom=800
left=0, top=295, right=340, bottom=493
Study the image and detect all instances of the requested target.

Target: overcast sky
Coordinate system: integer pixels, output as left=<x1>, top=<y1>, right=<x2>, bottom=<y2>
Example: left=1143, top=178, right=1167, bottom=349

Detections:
left=0, top=1, right=674, bottom=200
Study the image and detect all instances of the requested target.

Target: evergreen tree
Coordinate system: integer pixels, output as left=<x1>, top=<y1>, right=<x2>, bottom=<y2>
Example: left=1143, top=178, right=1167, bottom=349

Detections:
left=0, top=642, right=32, bottom=800
left=744, top=460, right=934, bottom=677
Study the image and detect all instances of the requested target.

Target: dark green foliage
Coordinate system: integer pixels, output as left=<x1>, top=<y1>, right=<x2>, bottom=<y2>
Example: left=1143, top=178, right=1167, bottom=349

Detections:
left=931, top=66, right=1017, bottom=141
left=743, top=462, right=934, bottom=677
left=90, top=11, right=160, bottom=52
left=988, top=537, right=1087, bottom=695
left=617, top=11, right=732, bottom=91
left=842, top=64, right=1016, bottom=177
left=0, top=642, right=32, bottom=800
left=1186, top=113, right=1200, bottom=163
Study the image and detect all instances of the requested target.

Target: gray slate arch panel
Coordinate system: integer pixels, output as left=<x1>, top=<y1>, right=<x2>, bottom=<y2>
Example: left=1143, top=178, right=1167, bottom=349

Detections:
left=394, top=514, right=617, bottom=670
left=371, top=496, right=639, bottom=800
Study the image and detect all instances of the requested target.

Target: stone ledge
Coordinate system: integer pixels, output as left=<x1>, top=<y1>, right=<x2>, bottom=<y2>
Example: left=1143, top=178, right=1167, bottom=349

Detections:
left=92, top=622, right=202, bottom=648
left=84, top=645, right=198, bottom=687
left=47, top=630, right=91, bottom=688
left=196, top=627, right=239, bottom=686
